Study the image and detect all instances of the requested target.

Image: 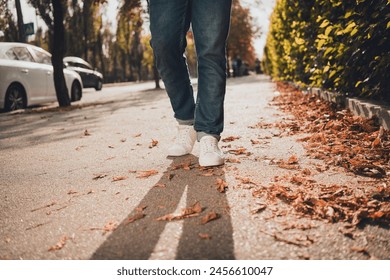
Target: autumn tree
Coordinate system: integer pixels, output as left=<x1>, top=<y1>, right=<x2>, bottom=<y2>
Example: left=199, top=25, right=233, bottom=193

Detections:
left=29, top=0, right=70, bottom=107
left=0, top=1, right=18, bottom=42
left=228, top=0, right=258, bottom=69
left=15, top=0, right=26, bottom=42
left=51, top=0, right=70, bottom=107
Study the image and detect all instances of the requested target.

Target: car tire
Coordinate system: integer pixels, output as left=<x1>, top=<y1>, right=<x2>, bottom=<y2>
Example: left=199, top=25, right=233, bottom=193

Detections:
left=71, top=81, right=82, bottom=102
left=95, top=79, right=103, bottom=91
left=4, top=83, right=26, bottom=112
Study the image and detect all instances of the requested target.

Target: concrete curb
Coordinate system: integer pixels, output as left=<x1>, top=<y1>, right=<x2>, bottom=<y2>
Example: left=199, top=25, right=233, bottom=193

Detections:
left=309, top=87, right=390, bottom=130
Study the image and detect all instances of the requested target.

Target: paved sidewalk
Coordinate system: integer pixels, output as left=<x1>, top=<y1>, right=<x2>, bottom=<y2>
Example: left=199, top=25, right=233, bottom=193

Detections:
left=0, top=75, right=389, bottom=260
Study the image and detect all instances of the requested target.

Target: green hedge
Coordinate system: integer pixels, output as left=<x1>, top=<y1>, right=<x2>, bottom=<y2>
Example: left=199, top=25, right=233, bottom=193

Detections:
left=263, top=0, right=390, bottom=103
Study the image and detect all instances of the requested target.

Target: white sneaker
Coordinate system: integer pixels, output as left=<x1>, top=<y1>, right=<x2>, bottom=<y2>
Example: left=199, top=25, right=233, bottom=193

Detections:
left=199, top=135, right=224, bottom=167
left=168, top=125, right=196, bottom=156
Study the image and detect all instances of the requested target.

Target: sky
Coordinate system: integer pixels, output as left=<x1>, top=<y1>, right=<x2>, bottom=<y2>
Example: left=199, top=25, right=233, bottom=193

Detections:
left=13, top=0, right=275, bottom=58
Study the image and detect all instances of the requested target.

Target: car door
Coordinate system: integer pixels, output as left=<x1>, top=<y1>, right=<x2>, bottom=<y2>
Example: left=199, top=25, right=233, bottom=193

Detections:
left=11, top=46, right=48, bottom=102
left=30, top=47, right=56, bottom=101
left=77, top=62, right=95, bottom=88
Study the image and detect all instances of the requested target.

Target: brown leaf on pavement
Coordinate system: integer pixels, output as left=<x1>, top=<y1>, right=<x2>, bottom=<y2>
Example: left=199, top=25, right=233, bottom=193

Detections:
left=93, top=173, right=107, bottom=180
left=156, top=202, right=203, bottom=221
left=222, top=136, right=241, bottom=142
left=198, top=233, right=211, bottom=239
left=154, top=183, right=166, bottom=188
left=201, top=211, right=219, bottom=224
left=133, top=133, right=142, bottom=138
left=216, top=178, right=228, bottom=193
left=251, top=204, right=267, bottom=214
left=136, top=170, right=159, bottom=178
left=228, top=147, right=247, bottom=155
left=156, top=214, right=175, bottom=221
left=287, top=155, right=299, bottom=164
left=84, top=129, right=91, bottom=136
left=181, top=201, right=202, bottom=216
left=112, top=176, right=128, bottom=182
left=226, top=158, right=241, bottom=163
left=126, top=213, right=146, bottom=224
left=352, top=164, right=386, bottom=178
left=48, top=235, right=68, bottom=251
left=172, top=161, right=192, bottom=171
left=149, top=139, right=159, bottom=148
left=90, top=221, right=118, bottom=235
left=236, top=176, right=259, bottom=186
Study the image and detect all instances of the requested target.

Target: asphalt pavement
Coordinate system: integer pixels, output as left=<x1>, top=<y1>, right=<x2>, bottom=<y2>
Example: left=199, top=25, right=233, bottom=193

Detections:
left=0, top=75, right=389, bottom=260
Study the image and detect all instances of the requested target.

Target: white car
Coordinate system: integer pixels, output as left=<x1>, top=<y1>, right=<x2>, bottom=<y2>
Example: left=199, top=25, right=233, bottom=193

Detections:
left=0, top=42, right=83, bottom=112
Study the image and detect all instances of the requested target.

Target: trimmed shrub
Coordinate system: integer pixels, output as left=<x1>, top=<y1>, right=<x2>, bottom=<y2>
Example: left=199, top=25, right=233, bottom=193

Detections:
left=263, top=0, right=390, bottom=103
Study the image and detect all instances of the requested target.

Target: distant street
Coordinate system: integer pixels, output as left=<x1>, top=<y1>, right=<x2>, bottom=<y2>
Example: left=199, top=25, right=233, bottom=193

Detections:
left=0, top=75, right=389, bottom=260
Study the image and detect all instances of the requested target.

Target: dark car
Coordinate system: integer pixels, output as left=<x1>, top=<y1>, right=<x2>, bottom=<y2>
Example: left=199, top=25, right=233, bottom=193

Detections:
left=64, top=56, right=103, bottom=91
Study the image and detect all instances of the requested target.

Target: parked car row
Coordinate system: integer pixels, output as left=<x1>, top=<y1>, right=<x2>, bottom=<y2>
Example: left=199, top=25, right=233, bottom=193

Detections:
left=0, top=42, right=104, bottom=112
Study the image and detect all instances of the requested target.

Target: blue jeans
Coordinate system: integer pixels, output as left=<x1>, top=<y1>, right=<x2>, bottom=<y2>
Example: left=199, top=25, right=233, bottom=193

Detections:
left=149, top=0, right=232, bottom=138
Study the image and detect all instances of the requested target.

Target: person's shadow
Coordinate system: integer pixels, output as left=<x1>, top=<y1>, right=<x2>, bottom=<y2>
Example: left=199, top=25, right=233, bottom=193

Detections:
left=91, top=155, right=235, bottom=259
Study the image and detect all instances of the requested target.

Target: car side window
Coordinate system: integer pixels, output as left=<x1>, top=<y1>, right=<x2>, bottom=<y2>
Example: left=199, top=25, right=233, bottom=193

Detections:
left=34, top=50, right=52, bottom=65
left=5, top=49, right=18, bottom=60
left=78, top=62, right=92, bottom=70
left=12, top=47, right=34, bottom=62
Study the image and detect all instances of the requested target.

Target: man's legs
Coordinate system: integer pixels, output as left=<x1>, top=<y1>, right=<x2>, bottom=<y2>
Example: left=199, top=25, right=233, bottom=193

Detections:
left=191, top=0, right=232, bottom=139
left=149, top=0, right=197, bottom=157
left=149, top=0, right=194, bottom=122
left=191, top=0, right=232, bottom=166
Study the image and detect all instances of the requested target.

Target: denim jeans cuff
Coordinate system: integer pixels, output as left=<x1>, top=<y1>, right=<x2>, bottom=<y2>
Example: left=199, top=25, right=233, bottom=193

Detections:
left=176, top=119, right=194, bottom=126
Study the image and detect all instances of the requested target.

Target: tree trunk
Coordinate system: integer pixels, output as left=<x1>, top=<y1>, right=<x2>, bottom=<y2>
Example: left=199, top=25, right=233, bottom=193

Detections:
left=15, top=0, right=25, bottom=42
left=51, top=0, right=70, bottom=107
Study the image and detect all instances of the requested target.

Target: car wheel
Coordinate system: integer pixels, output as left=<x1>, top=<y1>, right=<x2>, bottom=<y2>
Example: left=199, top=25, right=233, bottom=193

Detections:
left=4, top=84, right=26, bottom=112
left=95, top=79, right=103, bottom=91
left=71, top=81, right=82, bottom=102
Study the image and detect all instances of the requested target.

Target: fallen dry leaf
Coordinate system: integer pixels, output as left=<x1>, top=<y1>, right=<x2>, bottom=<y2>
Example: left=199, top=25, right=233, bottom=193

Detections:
left=149, top=139, right=159, bottom=148
left=48, top=236, right=68, bottom=251
left=198, top=233, right=211, bottom=239
left=216, top=178, right=228, bottom=193
left=250, top=139, right=262, bottom=145
left=156, top=202, right=203, bottom=221
left=93, top=174, right=107, bottom=180
left=112, top=176, right=128, bottom=182
left=222, top=136, right=241, bottom=142
left=201, top=211, right=219, bottom=224
left=226, top=158, right=241, bottom=163
left=154, top=183, right=166, bottom=188
left=133, top=133, right=142, bottom=138
left=126, top=213, right=146, bottom=224
left=84, top=129, right=91, bottom=136
left=251, top=204, right=267, bottom=214
left=228, top=147, right=247, bottom=155
left=136, top=170, right=159, bottom=178
left=287, top=155, right=299, bottom=164
left=90, top=221, right=118, bottom=235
